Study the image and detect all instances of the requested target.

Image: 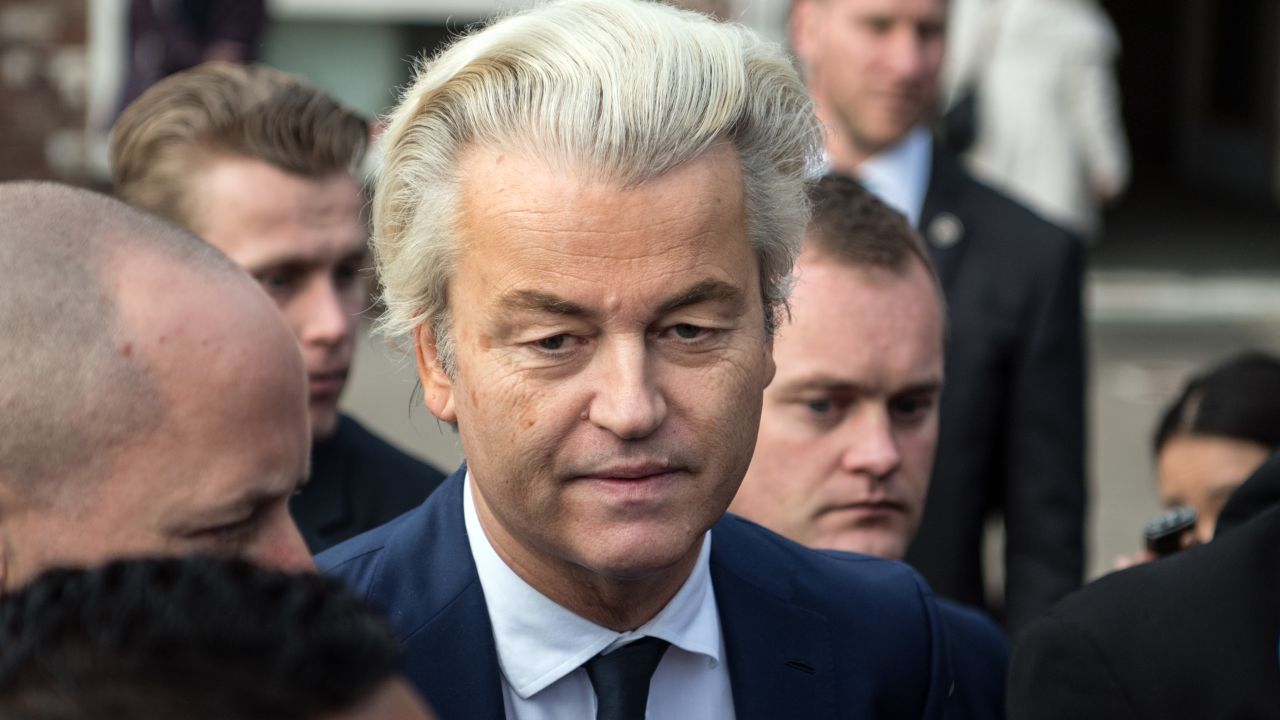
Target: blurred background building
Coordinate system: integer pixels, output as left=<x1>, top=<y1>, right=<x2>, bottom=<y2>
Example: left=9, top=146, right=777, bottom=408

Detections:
left=2, top=0, right=1278, bottom=583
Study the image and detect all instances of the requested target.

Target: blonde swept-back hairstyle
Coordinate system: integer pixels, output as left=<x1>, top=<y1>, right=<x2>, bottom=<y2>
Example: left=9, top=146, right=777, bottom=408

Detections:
left=373, top=0, right=822, bottom=374
left=110, top=62, right=368, bottom=231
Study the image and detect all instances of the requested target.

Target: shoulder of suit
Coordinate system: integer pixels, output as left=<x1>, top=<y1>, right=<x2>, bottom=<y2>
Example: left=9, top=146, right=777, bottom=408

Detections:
left=937, top=599, right=1008, bottom=658
left=714, top=514, right=933, bottom=609
left=930, top=152, right=1080, bottom=254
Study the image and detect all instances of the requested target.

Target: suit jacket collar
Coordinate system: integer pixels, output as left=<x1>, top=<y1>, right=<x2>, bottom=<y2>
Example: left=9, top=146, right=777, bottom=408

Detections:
left=383, top=470, right=835, bottom=718
left=710, top=518, right=837, bottom=719
left=375, top=466, right=507, bottom=720
left=919, top=143, right=972, bottom=293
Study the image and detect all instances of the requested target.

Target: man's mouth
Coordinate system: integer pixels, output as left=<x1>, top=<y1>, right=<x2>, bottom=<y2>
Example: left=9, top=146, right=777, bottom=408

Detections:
left=580, top=462, right=681, bottom=481
left=308, top=367, right=349, bottom=397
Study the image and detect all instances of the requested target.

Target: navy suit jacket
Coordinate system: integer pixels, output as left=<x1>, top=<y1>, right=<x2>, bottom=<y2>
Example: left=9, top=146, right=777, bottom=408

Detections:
left=319, top=468, right=952, bottom=719
left=937, top=600, right=1008, bottom=720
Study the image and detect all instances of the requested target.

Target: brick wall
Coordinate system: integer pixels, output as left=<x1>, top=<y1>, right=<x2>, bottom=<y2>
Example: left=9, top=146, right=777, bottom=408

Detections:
left=0, top=0, right=88, bottom=182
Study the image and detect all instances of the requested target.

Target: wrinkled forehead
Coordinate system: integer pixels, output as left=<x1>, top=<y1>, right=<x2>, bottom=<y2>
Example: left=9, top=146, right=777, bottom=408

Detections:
left=448, top=144, right=753, bottom=292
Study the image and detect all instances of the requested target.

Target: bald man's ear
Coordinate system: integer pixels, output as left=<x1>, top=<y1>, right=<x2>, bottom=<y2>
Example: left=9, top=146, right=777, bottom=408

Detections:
left=414, top=324, right=457, bottom=424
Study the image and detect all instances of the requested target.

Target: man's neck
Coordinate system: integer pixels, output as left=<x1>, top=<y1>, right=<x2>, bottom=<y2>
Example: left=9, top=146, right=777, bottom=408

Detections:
left=814, top=103, right=877, bottom=172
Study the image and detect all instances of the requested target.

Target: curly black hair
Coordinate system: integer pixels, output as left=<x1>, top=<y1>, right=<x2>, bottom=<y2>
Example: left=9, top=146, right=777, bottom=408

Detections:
left=0, top=555, right=402, bottom=720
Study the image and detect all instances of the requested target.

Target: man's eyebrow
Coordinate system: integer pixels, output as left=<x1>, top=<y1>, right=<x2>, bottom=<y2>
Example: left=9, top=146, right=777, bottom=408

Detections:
left=776, top=377, right=866, bottom=395
left=657, top=279, right=744, bottom=315
left=775, top=377, right=944, bottom=396
left=497, top=279, right=742, bottom=319
left=498, top=290, right=590, bottom=317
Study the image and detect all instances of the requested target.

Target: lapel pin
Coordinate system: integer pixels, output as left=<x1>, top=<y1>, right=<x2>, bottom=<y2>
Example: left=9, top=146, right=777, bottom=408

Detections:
left=927, top=212, right=963, bottom=249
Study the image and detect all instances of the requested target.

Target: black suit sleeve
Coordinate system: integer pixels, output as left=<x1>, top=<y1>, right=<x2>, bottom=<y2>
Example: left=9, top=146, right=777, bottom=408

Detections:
left=1007, top=613, right=1134, bottom=720
left=1002, top=233, right=1087, bottom=632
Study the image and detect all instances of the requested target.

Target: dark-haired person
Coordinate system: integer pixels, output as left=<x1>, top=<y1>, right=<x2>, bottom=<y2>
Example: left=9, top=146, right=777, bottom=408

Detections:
left=111, top=62, right=446, bottom=553
left=731, top=175, right=1007, bottom=719
left=1152, top=351, right=1280, bottom=542
left=0, top=182, right=313, bottom=591
left=0, top=555, right=434, bottom=719
left=1008, top=451, right=1280, bottom=720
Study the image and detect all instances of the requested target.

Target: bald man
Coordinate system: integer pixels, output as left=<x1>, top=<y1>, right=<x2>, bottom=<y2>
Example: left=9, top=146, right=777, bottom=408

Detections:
left=0, top=181, right=314, bottom=591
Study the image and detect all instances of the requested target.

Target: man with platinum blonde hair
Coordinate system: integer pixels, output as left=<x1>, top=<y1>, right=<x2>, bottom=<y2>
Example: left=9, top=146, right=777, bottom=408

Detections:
left=320, top=2, right=952, bottom=718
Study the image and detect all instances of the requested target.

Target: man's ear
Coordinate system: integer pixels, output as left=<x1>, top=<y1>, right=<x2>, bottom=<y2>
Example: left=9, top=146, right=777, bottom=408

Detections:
left=790, top=0, right=821, bottom=67
left=414, top=324, right=457, bottom=423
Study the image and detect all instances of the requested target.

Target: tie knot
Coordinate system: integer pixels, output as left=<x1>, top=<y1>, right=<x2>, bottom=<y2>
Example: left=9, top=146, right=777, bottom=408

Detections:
left=584, top=637, right=671, bottom=720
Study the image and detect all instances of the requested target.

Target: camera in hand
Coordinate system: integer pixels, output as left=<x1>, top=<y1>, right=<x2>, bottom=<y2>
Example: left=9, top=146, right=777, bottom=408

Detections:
left=1143, top=506, right=1197, bottom=557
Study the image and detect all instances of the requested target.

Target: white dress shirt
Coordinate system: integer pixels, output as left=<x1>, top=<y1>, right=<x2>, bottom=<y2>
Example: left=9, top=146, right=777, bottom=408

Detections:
left=855, top=126, right=934, bottom=228
left=463, top=474, right=736, bottom=720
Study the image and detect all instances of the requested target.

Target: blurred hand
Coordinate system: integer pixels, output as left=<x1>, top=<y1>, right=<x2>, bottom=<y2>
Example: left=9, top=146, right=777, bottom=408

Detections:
left=1113, top=533, right=1200, bottom=571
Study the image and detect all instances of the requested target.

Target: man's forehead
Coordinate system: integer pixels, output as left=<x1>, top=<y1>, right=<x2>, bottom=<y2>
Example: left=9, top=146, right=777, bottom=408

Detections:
left=823, top=0, right=948, bottom=18
left=454, top=144, right=748, bottom=262
left=195, top=159, right=366, bottom=249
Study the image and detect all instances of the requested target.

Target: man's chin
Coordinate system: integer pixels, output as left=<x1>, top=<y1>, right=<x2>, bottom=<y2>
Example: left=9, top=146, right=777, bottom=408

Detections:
left=817, top=529, right=908, bottom=561
left=309, top=405, right=341, bottom=441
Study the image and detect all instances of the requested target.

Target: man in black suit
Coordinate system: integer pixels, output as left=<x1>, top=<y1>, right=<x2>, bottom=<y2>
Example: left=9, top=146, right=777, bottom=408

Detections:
left=731, top=175, right=1008, bottom=719
left=111, top=63, right=445, bottom=551
left=320, top=2, right=952, bottom=717
left=732, top=175, right=1008, bottom=717
left=1008, top=452, right=1280, bottom=719
left=790, top=0, right=1086, bottom=631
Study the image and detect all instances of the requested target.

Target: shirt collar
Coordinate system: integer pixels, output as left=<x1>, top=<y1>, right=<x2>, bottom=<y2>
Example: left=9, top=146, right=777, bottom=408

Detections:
left=855, top=126, right=933, bottom=227
left=463, top=472, right=722, bottom=699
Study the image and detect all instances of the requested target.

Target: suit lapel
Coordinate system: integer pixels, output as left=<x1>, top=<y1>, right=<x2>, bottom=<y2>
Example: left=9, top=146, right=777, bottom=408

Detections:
left=374, top=468, right=506, bottom=720
left=711, top=522, right=836, bottom=720
left=919, top=144, right=970, bottom=294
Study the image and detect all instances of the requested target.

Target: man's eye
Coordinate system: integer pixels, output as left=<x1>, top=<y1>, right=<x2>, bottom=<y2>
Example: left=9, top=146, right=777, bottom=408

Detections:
left=672, top=324, right=705, bottom=340
left=806, top=400, right=834, bottom=415
left=861, top=17, right=893, bottom=34
left=334, top=262, right=363, bottom=289
left=198, top=517, right=258, bottom=549
left=890, top=396, right=934, bottom=423
left=536, top=335, right=570, bottom=351
left=256, top=269, right=299, bottom=297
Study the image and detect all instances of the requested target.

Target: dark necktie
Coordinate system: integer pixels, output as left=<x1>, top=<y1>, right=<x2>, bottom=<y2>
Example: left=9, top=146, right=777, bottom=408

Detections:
left=583, top=636, right=671, bottom=720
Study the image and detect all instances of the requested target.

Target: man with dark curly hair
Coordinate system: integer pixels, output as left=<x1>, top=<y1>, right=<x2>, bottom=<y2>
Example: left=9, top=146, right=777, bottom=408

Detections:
left=0, top=555, right=434, bottom=719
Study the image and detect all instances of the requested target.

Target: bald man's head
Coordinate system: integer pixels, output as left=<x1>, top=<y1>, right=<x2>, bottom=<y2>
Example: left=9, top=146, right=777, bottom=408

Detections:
left=0, top=182, right=313, bottom=590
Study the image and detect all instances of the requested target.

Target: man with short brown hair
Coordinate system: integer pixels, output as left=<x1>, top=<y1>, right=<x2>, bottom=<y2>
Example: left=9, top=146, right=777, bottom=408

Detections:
left=112, top=62, right=445, bottom=552
left=791, top=0, right=1087, bottom=631
left=732, top=174, right=1008, bottom=718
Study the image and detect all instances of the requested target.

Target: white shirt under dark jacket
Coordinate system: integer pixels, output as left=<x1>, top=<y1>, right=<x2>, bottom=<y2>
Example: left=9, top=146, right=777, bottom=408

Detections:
left=463, top=474, right=736, bottom=720
left=855, top=125, right=934, bottom=228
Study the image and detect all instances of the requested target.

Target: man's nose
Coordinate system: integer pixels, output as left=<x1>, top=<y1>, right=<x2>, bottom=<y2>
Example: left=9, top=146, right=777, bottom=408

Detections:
left=251, top=509, right=316, bottom=573
left=586, top=336, right=667, bottom=440
left=839, top=408, right=902, bottom=479
left=885, top=28, right=929, bottom=81
left=297, top=276, right=355, bottom=349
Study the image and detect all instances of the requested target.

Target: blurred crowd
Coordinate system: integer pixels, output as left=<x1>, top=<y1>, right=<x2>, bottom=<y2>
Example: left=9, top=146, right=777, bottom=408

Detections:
left=1, top=1, right=1277, bottom=719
